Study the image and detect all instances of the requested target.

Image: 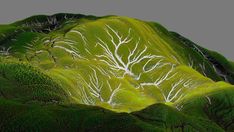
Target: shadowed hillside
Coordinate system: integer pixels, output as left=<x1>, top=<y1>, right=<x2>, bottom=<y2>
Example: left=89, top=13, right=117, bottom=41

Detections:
left=0, top=13, right=234, bottom=131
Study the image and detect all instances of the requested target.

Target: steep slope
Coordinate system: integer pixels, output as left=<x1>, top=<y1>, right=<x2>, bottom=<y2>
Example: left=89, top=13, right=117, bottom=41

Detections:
left=0, top=13, right=234, bottom=131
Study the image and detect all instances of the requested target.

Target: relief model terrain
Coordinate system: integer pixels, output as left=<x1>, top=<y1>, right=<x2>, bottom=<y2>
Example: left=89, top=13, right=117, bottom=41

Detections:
left=0, top=13, right=234, bottom=131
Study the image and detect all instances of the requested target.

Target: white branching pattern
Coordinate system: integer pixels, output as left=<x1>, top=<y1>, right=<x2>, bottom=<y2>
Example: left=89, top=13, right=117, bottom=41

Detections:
left=78, top=68, right=122, bottom=106
left=171, top=55, right=181, bottom=64
left=96, top=25, right=163, bottom=79
left=24, top=36, right=86, bottom=62
left=69, top=28, right=88, bottom=46
left=44, top=36, right=83, bottom=59
left=188, top=54, right=194, bottom=68
left=176, top=104, right=184, bottom=111
left=22, top=16, right=63, bottom=32
left=12, top=21, right=213, bottom=105
left=106, top=80, right=122, bottom=105
left=140, top=64, right=177, bottom=87
left=0, top=46, right=12, bottom=56
left=95, top=66, right=113, bottom=79
left=199, top=62, right=207, bottom=77
left=193, top=45, right=206, bottom=58
left=78, top=85, right=95, bottom=105
left=81, top=68, right=104, bottom=102
left=142, top=58, right=170, bottom=73
left=68, top=26, right=93, bottom=55
left=24, top=38, right=38, bottom=51
left=140, top=64, right=180, bottom=102
left=140, top=64, right=207, bottom=102
left=165, top=78, right=184, bottom=102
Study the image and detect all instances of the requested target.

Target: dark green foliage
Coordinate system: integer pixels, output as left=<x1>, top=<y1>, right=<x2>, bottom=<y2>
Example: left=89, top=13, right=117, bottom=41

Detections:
left=0, top=98, right=226, bottom=132
left=0, top=14, right=234, bottom=131
left=180, top=88, right=234, bottom=131
left=132, top=103, right=223, bottom=132
left=170, top=32, right=234, bottom=84
left=12, top=13, right=99, bottom=34
left=0, top=98, right=162, bottom=132
left=0, top=62, right=68, bottom=103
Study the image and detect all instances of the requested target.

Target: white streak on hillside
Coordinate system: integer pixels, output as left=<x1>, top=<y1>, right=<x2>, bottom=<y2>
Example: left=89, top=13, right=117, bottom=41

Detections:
left=96, top=25, right=163, bottom=80
left=77, top=67, right=122, bottom=106
left=0, top=46, right=12, bottom=55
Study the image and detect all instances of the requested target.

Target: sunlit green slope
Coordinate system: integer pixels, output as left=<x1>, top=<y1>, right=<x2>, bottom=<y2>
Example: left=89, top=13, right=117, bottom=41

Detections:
left=0, top=13, right=234, bottom=131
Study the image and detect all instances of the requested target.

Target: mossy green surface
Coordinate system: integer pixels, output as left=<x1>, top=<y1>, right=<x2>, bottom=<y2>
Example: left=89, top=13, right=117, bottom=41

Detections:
left=0, top=13, right=234, bottom=131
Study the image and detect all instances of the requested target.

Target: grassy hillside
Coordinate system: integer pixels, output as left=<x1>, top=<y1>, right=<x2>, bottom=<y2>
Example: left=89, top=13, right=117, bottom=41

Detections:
left=0, top=13, right=234, bottom=131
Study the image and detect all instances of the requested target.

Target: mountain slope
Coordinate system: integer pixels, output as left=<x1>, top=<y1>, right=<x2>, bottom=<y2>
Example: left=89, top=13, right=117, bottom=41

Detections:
left=0, top=13, right=234, bottom=131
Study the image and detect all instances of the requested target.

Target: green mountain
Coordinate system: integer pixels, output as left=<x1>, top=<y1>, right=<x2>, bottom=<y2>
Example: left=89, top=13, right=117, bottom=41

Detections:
left=0, top=13, right=234, bottom=131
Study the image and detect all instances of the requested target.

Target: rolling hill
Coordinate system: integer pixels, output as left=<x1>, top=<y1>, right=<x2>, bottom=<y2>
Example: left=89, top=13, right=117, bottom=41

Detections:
left=0, top=13, right=234, bottom=131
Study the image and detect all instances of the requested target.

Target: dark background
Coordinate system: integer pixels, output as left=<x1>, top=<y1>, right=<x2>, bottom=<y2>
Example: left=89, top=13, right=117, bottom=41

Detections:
left=0, top=0, right=233, bottom=60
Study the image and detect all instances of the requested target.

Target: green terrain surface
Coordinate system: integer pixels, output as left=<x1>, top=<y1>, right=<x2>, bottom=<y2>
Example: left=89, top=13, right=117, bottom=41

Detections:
left=0, top=13, right=234, bottom=131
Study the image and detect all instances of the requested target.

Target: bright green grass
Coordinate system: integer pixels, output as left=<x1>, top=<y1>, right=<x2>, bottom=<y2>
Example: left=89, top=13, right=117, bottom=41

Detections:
left=0, top=13, right=234, bottom=131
